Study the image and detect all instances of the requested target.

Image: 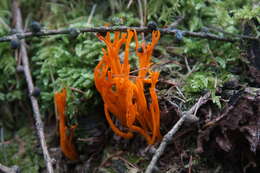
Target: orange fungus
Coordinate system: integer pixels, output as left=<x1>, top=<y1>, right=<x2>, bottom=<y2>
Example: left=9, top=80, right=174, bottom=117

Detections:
left=94, top=30, right=161, bottom=144
left=54, top=88, right=78, bottom=160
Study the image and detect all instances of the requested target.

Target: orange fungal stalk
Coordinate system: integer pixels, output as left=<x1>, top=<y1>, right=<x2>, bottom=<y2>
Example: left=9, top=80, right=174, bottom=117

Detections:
left=54, top=88, right=78, bottom=160
left=94, top=30, right=161, bottom=144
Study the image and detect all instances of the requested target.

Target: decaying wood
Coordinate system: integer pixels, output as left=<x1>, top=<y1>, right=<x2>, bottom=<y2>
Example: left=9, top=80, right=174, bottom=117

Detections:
left=196, top=87, right=260, bottom=172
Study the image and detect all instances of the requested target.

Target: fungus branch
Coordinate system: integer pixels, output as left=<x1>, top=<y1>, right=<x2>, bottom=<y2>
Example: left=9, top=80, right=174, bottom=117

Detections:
left=11, top=0, right=54, bottom=172
left=145, top=92, right=211, bottom=173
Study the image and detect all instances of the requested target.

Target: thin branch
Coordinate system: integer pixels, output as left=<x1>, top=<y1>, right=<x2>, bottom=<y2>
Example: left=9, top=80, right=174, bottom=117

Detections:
left=70, top=87, right=85, bottom=95
left=127, top=0, right=134, bottom=9
left=203, top=26, right=257, bottom=40
left=184, top=56, right=191, bottom=73
left=0, top=128, right=7, bottom=163
left=12, top=0, right=54, bottom=173
left=0, top=163, right=20, bottom=173
left=202, top=104, right=234, bottom=129
left=137, top=0, right=145, bottom=41
left=188, top=155, right=193, bottom=173
left=87, top=4, right=97, bottom=25
left=117, top=156, right=140, bottom=170
left=94, top=151, right=124, bottom=173
left=1, top=25, right=258, bottom=43
left=169, top=16, right=185, bottom=28
left=137, top=0, right=144, bottom=27
left=143, top=0, right=147, bottom=25
left=145, top=92, right=211, bottom=173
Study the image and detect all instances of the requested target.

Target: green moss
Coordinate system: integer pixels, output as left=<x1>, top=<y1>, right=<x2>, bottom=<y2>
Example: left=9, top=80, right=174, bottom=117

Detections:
left=0, top=127, right=44, bottom=172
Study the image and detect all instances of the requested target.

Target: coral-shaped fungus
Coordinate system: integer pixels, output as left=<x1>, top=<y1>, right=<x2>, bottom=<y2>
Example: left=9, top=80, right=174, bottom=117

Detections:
left=94, top=30, right=161, bottom=144
left=54, top=88, right=78, bottom=160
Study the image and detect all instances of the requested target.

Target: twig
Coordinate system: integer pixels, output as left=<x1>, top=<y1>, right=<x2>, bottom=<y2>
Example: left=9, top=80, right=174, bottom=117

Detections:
left=77, top=137, right=101, bottom=143
left=184, top=56, right=191, bottom=73
left=143, top=0, right=147, bottom=25
left=137, top=0, right=145, bottom=41
left=166, top=99, right=182, bottom=116
left=203, top=26, right=257, bottom=40
left=203, top=103, right=235, bottom=129
left=11, top=0, right=54, bottom=173
left=127, top=0, right=134, bottom=9
left=87, top=4, right=97, bottom=25
left=175, top=86, right=186, bottom=101
left=117, top=156, right=140, bottom=170
left=70, top=87, right=85, bottom=95
left=1, top=25, right=259, bottom=43
left=202, top=88, right=252, bottom=129
left=188, top=155, right=193, bottom=173
left=0, top=128, right=7, bottom=163
left=173, top=95, right=186, bottom=104
left=159, top=79, right=178, bottom=86
left=145, top=92, right=210, bottom=173
left=137, top=0, right=144, bottom=27
left=0, top=163, right=20, bottom=173
left=14, top=135, right=26, bottom=157
left=169, top=16, right=185, bottom=28
left=94, top=151, right=124, bottom=173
